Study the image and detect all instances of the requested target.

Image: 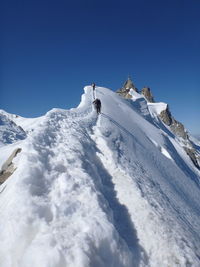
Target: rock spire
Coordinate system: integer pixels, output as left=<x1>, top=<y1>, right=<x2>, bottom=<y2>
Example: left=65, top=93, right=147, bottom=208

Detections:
left=116, top=77, right=138, bottom=98
left=141, top=87, right=154, bottom=103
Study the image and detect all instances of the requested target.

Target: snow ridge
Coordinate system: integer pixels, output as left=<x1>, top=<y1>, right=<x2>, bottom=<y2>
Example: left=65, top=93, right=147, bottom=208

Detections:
left=0, top=86, right=200, bottom=267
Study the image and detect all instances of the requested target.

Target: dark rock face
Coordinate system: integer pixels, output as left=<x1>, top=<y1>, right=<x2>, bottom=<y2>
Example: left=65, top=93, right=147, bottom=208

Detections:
left=158, top=105, right=199, bottom=169
left=141, top=87, right=154, bottom=103
left=159, top=106, right=173, bottom=126
left=184, top=147, right=200, bottom=169
left=170, top=119, right=188, bottom=139
left=159, top=106, right=187, bottom=139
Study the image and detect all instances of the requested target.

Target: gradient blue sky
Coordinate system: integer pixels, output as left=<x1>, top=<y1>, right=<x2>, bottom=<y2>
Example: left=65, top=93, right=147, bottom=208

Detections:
left=1, top=0, right=200, bottom=134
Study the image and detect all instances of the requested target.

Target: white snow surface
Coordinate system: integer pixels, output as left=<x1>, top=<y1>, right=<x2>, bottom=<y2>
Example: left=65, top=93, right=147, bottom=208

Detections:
left=147, top=102, right=167, bottom=117
left=0, top=86, right=200, bottom=267
left=0, top=114, right=26, bottom=146
left=0, top=109, right=44, bottom=133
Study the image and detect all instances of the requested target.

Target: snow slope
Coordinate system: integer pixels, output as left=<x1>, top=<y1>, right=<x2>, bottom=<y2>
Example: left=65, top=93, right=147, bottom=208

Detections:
left=0, top=113, right=26, bottom=146
left=0, top=109, right=44, bottom=133
left=0, top=86, right=200, bottom=267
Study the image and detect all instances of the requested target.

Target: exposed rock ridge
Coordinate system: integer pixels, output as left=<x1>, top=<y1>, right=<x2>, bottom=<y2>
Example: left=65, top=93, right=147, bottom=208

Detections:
left=0, top=148, right=22, bottom=184
left=141, top=87, right=154, bottom=103
left=117, top=77, right=138, bottom=98
left=159, top=105, right=173, bottom=126
left=116, top=78, right=200, bottom=169
left=158, top=106, right=199, bottom=169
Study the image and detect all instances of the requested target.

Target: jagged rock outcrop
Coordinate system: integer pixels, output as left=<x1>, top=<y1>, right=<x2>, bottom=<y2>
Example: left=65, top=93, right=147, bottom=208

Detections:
left=158, top=105, right=199, bottom=169
left=0, top=148, right=22, bottom=184
left=141, top=87, right=154, bottom=103
left=117, top=77, right=138, bottom=98
left=170, top=119, right=188, bottom=140
left=184, top=147, right=199, bottom=169
left=116, top=79, right=199, bottom=169
left=159, top=106, right=188, bottom=139
left=159, top=106, right=173, bottom=126
left=123, top=78, right=138, bottom=92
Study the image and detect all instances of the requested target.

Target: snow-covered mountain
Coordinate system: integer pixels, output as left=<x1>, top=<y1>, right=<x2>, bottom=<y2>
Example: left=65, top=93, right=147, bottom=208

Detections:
left=0, top=86, right=200, bottom=267
left=0, top=111, right=26, bottom=146
left=0, top=109, right=44, bottom=134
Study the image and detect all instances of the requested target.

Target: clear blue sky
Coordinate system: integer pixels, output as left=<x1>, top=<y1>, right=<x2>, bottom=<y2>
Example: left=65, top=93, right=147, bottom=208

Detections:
left=1, top=0, right=200, bottom=134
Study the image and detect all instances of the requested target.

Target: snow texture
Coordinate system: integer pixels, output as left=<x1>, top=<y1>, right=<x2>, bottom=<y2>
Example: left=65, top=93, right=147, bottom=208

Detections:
left=0, top=113, right=26, bottom=146
left=0, top=86, right=200, bottom=267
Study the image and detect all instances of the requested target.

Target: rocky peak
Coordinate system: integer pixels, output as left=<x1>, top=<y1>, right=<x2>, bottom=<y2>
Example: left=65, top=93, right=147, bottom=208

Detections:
left=141, top=87, right=154, bottom=103
left=117, top=77, right=138, bottom=98
left=123, top=77, right=138, bottom=92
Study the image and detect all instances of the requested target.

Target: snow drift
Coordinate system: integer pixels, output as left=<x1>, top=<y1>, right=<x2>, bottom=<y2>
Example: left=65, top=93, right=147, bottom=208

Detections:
left=0, top=86, right=200, bottom=267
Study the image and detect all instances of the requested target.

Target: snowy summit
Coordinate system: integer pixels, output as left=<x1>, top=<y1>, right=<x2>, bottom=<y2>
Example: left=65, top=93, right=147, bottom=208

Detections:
left=0, top=85, right=200, bottom=267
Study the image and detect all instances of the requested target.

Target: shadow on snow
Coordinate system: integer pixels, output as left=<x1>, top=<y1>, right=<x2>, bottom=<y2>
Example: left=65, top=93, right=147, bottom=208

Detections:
left=81, top=133, right=148, bottom=266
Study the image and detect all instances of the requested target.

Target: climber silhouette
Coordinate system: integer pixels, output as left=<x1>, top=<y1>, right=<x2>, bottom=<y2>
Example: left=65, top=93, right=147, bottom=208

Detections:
left=93, top=98, right=101, bottom=115
left=92, top=83, right=96, bottom=99
left=92, top=83, right=95, bottom=91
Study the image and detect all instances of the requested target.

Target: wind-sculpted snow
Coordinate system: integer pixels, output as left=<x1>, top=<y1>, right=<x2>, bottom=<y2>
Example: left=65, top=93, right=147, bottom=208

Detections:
left=0, top=86, right=200, bottom=267
left=0, top=101, right=140, bottom=266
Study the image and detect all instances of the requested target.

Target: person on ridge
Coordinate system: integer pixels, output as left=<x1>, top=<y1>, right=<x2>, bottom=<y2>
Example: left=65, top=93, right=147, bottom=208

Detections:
left=92, top=83, right=96, bottom=91
left=93, top=98, right=101, bottom=115
left=92, top=83, right=96, bottom=99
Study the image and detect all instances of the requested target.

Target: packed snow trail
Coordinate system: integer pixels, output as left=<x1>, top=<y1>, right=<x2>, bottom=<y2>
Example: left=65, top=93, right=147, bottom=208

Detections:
left=0, top=87, right=144, bottom=267
left=0, top=86, right=200, bottom=267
